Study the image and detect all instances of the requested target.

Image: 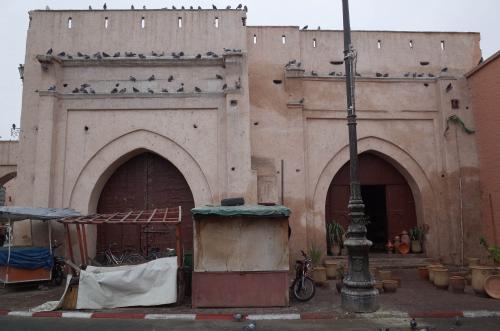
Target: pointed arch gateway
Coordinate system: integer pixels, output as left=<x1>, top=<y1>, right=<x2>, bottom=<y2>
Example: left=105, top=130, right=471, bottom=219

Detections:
left=96, top=152, right=195, bottom=255
left=325, top=152, right=417, bottom=252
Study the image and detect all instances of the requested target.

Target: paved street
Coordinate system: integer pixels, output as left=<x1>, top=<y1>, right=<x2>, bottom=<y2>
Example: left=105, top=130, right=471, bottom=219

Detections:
left=1, top=316, right=500, bottom=331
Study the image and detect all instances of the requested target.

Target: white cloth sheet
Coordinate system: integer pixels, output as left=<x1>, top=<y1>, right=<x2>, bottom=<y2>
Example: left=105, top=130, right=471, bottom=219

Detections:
left=76, top=257, right=177, bottom=309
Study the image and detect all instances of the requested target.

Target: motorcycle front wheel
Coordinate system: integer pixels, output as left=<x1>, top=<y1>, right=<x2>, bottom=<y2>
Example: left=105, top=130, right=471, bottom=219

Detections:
left=292, top=276, right=315, bottom=301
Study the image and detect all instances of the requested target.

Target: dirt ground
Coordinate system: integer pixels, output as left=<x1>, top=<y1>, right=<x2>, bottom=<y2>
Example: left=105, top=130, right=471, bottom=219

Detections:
left=0, top=269, right=498, bottom=314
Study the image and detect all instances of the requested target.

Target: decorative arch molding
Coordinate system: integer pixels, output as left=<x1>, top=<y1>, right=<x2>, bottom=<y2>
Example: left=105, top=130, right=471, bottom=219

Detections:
left=69, top=129, right=213, bottom=214
left=0, top=169, right=16, bottom=186
left=311, top=136, right=439, bottom=255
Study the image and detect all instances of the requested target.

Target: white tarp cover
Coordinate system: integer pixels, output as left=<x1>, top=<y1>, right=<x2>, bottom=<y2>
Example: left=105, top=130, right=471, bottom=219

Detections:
left=76, top=257, right=177, bottom=309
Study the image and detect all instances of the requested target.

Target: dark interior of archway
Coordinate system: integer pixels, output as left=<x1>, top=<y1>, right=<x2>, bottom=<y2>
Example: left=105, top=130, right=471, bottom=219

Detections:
left=325, top=153, right=417, bottom=253
left=97, top=152, right=195, bottom=257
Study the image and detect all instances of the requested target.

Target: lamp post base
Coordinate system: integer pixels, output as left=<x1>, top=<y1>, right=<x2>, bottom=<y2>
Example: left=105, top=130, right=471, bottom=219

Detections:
left=341, top=286, right=379, bottom=313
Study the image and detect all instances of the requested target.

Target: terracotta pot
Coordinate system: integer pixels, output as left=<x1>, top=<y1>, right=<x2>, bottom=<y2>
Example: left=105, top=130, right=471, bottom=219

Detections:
left=324, top=260, right=338, bottom=280
left=433, top=268, right=449, bottom=289
left=411, top=240, right=422, bottom=253
left=484, top=275, right=500, bottom=299
left=449, top=276, right=466, bottom=293
left=312, top=266, right=327, bottom=283
left=382, top=280, right=398, bottom=293
left=400, top=231, right=410, bottom=246
left=418, top=266, right=429, bottom=280
left=471, top=266, right=496, bottom=296
left=466, top=257, right=480, bottom=267
left=378, top=270, right=392, bottom=281
left=398, top=243, right=410, bottom=255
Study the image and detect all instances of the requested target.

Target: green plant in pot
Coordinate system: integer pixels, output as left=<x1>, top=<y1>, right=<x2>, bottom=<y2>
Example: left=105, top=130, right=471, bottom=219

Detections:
left=327, top=221, right=345, bottom=256
left=479, top=237, right=500, bottom=265
left=309, top=244, right=327, bottom=284
left=409, top=226, right=425, bottom=253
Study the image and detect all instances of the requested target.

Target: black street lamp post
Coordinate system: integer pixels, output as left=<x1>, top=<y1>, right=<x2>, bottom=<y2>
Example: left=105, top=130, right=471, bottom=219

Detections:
left=340, top=0, right=379, bottom=312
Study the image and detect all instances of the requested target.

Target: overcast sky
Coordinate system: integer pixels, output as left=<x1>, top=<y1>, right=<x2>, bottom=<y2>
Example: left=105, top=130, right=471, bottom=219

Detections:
left=0, top=0, right=498, bottom=140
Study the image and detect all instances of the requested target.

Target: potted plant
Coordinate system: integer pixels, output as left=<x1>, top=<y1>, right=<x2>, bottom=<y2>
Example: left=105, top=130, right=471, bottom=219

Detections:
left=335, top=263, right=345, bottom=293
left=409, top=226, right=425, bottom=253
left=309, top=245, right=327, bottom=284
left=480, top=237, right=500, bottom=265
left=327, top=221, right=345, bottom=256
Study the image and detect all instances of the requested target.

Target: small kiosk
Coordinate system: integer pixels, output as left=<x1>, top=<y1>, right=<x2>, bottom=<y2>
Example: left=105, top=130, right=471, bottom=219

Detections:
left=191, top=204, right=291, bottom=308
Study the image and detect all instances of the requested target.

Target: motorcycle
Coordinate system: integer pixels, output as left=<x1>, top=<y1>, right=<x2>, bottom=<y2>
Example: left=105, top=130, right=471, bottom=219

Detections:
left=51, top=241, right=65, bottom=286
left=291, top=250, right=316, bottom=301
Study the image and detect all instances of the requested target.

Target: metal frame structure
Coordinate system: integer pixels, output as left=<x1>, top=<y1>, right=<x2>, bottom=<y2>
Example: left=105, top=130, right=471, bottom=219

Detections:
left=58, top=207, right=184, bottom=269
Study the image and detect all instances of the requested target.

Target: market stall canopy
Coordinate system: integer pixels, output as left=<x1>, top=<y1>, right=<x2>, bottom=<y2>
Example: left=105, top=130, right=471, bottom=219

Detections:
left=58, top=207, right=181, bottom=224
left=191, top=204, right=291, bottom=218
left=0, top=206, right=81, bottom=222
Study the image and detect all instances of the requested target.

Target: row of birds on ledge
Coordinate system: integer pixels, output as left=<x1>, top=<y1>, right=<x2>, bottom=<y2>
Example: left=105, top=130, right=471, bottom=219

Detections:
left=45, top=48, right=241, bottom=60
left=44, top=75, right=241, bottom=94
left=45, top=3, right=248, bottom=11
left=285, top=59, right=450, bottom=78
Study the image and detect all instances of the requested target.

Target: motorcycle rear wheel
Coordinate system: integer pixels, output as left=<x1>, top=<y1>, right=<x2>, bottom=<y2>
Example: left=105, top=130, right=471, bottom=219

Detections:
left=292, top=276, right=315, bottom=301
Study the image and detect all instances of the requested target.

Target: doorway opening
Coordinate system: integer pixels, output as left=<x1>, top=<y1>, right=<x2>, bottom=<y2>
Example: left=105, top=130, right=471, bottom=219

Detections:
left=362, top=185, right=387, bottom=251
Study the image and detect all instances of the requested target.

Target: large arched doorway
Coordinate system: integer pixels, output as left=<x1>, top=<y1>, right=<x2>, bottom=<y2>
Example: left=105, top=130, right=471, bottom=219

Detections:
left=96, top=152, right=195, bottom=256
left=325, top=153, right=417, bottom=252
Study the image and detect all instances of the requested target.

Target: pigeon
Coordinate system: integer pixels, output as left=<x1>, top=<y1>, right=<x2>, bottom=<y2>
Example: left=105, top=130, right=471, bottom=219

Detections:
left=410, top=318, right=417, bottom=329
left=172, top=5, right=176, bottom=9
left=157, top=52, right=165, bottom=57
left=235, top=81, right=241, bottom=89
left=179, top=51, right=184, bottom=56
left=93, top=52, right=102, bottom=59
left=168, top=75, right=174, bottom=82
left=131, top=5, right=135, bottom=10
left=296, top=62, right=301, bottom=67
left=82, top=89, right=89, bottom=94
left=329, top=71, right=336, bottom=76
left=376, top=72, right=383, bottom=77
left=195, top=54, right=202, bottom=59
left=417, top=73, right=424, bottom=77
left=119, top=88, right=126, bottom=93
left=151, top=51, right=158, bottom=56
left=206, top=51, right=214, bottom=56
left=57, top=51, right=66, bottom=57
left=243, top=321, right=256, bottom=330
left=161, top=88, right=168, bottom=93
left=404, top=72, right=410, bottom=77
left=311, top=70, right=318, bottom=76
left=190, top=6, right=193, bottom=9
left=383, top=73, right=389, bottom=77
left=212, top=53, right=219, bottom=58
left=428, top=73, right=435, bottom=77
left=110, top=88, right=118, bottom=93
left=177, top=83, right=184, bottom=92
left=317, top=26, right=321, bottom=30
left=194, top=86, right=202, bottom=92
left=355, top=72, right=361, bottom=77
left=125, top=52, right=136, bottom=57
left=102, top=52, right=110, bottom=57
left=222, top=83, right=227, bottom=90
left=299, top=98, right=304, bottom=104
left=147, top=75, right=155, bottom=81
left=147, top=88, right=154, bottom=94
left=113, top=52, right=120, bottom=57
left=77, top=52, right=84, bottom=57
left=132, top=87, right=140, bottom=93
left=81, top=83, right=90, bottom=88
left=45, top=5, right=50, bottom=10
left=302, top=25, right=308, bottom=30
left=67, top=55, right=73, bottom=59
left=198, top=6, right=202, bottom=10
left=129, top=76, right=136, bottom=82
left=441, top=67, right=448, bottom=72
left=138, top=54, right=146, bottom=59
left=181, top=6, right=185, bottom=10
left=72, top=88, right=79, bottom=93
left=336, top=72, right=343, bottom=76
left=412, top=72, right=417, bottom=78
left=216, top=74, right=223, bottom=80
left=115, top=83, right=120, bottom=87
left=103, top=3, right=107, bottom=10
left=224, top=48, right=231, bottom=52
left=226, top=5, right=231, bottom=9
left=89, top=6, right=92, bottom=10
left=143, top=5, right=146, bottom=10
left=236, top=4, right=243, bottom=9
left=48, top=85, right=56, bottom=91
left=89, top=88, right=96, bottom=94
left=212, top=4, right=217, bottom=9
left=46, top=48, right=53, bottom=55
left=446, top=83, right=453, bottom=92
left=84, top=55, right=91, bottom=59
left=244, top=5, right=248, bottom=11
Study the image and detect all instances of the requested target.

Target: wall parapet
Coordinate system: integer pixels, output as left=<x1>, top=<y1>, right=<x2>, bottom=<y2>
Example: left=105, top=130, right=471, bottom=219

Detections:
left=0, top=141, right=18, bottom=165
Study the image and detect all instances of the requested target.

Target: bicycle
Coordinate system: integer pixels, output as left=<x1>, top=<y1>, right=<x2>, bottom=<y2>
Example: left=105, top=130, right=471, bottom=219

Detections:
left=104, top=243, right=146, bottom=265
left=290, top=250, right=316, bottom=301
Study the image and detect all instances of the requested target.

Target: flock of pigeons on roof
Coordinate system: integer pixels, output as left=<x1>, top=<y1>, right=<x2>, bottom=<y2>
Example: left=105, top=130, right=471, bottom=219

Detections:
left=45, top=3, right=248, bottom=11
left=285, top=58, right=450, bottom=79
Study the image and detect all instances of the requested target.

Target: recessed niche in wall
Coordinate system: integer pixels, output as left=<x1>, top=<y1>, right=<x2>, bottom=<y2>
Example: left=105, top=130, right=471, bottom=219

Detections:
left=230, top=100, right=238, bottom=106
left=282, top=35, right=286, bottom=44
left=214, top=17, right=219, bottom=28
left=105, top=17, right=109, bottom=29
left=409, top=40, right=414, bottom=49
left=441, top=40, right=445, bottom=51
left=313, top=38, right=317, bottom=48
left=68, top=17, right=72, bottom=29
left=253, top=34, right=257, bottom=44
left=178, top=17, right=182, bottom=28
left=451, top=99, right=460, bottom=109
left=377, top=40, right=381, bottom=49
left=273, top=80, right=282, bottom=85
left=141, top=17, right=145, bottom=28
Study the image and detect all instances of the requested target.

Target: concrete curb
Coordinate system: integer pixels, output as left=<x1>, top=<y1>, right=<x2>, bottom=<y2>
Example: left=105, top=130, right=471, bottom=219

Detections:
left=0, top=309, right=499, bottom=320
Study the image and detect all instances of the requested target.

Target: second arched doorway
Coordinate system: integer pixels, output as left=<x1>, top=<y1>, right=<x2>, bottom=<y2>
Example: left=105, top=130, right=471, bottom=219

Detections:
left=325, top=153, right=417, bottom=251
left=96, top=152, right=195, bottom=256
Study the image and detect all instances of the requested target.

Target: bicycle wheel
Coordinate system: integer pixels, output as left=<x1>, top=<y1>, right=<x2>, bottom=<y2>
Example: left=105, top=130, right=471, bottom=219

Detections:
left=123, top=253, right=146, bottom=265
left=292, top=276, right=315, bottom=301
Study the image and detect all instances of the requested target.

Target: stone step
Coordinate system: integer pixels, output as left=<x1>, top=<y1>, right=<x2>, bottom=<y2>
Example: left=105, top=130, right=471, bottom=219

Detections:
left=325, top=254, right=434, bottom=269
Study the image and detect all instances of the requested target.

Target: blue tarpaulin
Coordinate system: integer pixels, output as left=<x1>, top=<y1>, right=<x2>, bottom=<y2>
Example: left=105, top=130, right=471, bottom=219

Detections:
left=0, top=246, right=53, bottom=270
